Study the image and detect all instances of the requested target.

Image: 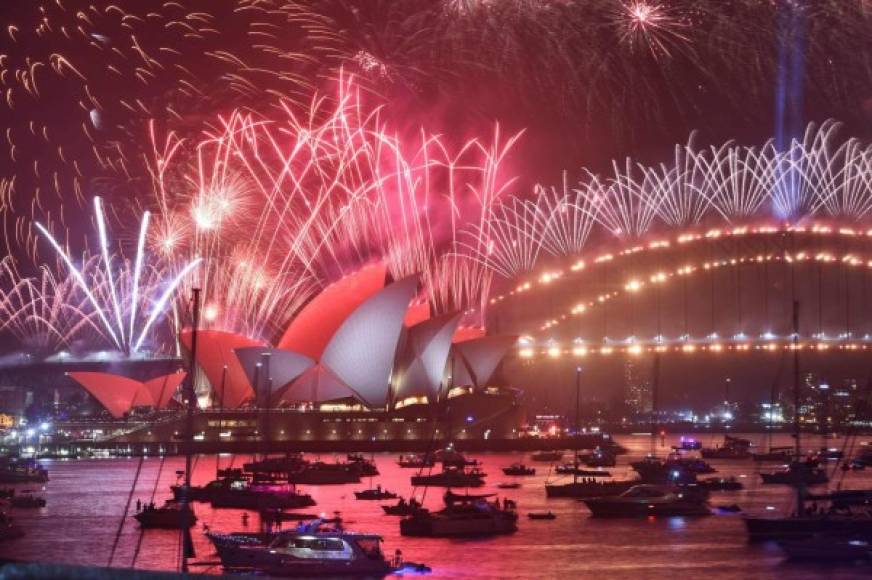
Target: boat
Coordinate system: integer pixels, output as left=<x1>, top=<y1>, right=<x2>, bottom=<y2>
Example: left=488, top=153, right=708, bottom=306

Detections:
left=744, top=301, right=871, bottom=543
left=699, top=476, right=743, bottom=491
left=210, top=485, right=317, bottom=510
left=208, top=518, right=423, bottom=576
left=134, top=500, right=196, bottom=529
left=502, top=463, right=535, bottom=476
left=0, top=457, right=48, bottom=483
left=814, top=447, right=844, bottom=461
left=530, top=451, right=563, bottom=462
left=527, top=511, right=556, bottom=520
left=285, top=462, right=361, bottom=485
left=10, top=492, right=46, bottom=508
left=582, top=484, right=711, bottom=518
left=346, top=454, right=379, bottom=477
left=578, top=448, right=617, bottom=467
left=0, top=512, right=24, bottom=541
left=554, top=464, right=611, bottom=478
left=760, top=461, right=829, bottom=486
left=776, top=534, right=872, bottom=561
left=410, top=465, right=486, bottom=488
left=745, top=490, right=872, bottom=541
left=243, top=454, right=307, bottom=474
left=545, top=479, right=636, bottom=499
left=171, top=467, right=250, bottom=501
left=701, top=435, right=752, bottom=460
left=397, top=453, right=435, bottom=468
left=381, top=497, right=424, bottom=516
left=629, top=455, right=700, bottom=485
left=172, top=470, right=316, bottom=510
left=354, top=486, right=398, bottom=500
left=496, top=482, right=521, bottom=489
left=399, top=491, right=518, bottom=537
left=751, top=446, right=794, bottom=462
left=672, top=437, right=702, bottom=451
left=433, top=447, right=479, bottom=467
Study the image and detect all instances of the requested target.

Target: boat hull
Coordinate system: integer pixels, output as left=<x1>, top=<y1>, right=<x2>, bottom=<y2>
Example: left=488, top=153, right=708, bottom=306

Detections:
left=744, top=516, right=872, bottom=541
left=400, top=513, right=517, bottom=537
left=545, top=481, right=634, bottom=499
left=583, top=499, right=710, bottom=518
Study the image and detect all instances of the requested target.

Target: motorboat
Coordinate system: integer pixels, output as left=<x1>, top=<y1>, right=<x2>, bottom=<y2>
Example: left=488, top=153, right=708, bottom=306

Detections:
left=399, top=491, right=517, bottom=537
left=813, top=447, right=844, bottom=461
left=545, top=479, right=636, bottom=499
left=531, top=451, right=563, bottom=462
left=502, top=463, right=535, bottom=476
left=0, top=457, right=48, bottom=483
left=134, top=500, right=196, bottom=529
left=244, top=454, right=307, bottom=474
left=286, top=462, right=361, bottom=485
left=10, top=492, right=46, bottom=508
left=701, top=435, right=752, bottom=460
left=496, top=482, right=521, bottom=489
left=172, top=468, right=250, bottom=502
left=554, top=464, right=611, bottom=478
left=381, top=497, right=424, bottom=516
left=760, top=461, right=828, bottom=486
left=411, top=465, right=486, bottom=488
left=211, top=486, right=316, bottom=510
left=776, top=534, right=872, bottom=561
left=397, top=453, right=435, bottom=468
left=0, top=512, right=24, bottom=541
left=173, top=470, right=316, bottom=510
left=582, top=485, right=711, bottom=518
left=208, top=518, right=426, bottom=576
left=751, top=446, right=794, bottom=462
left=578, top=448, right=617, bottom=468
left=354, top=486, right=398, bottom=500
left=527, top=511, right=556, bottom=520
left=346, top=454, right=379, bottom=477
left=433, top=448, right=479, bottom=468
left=629, top=455, right=701, bottom=484
left=672, top=437, right=702, bottom=451
left=699, top=476, right=743, bottom=491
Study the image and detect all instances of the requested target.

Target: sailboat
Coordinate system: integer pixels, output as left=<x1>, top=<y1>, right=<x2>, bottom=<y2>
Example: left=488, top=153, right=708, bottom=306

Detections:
left=744, top=301, right=872, bottom=541
left=546, top=367, right=635, bottom=499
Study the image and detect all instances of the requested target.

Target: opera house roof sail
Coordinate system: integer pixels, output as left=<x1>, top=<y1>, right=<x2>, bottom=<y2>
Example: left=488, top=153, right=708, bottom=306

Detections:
left=68, top=265, right=517, bottom=418
left=393, top=312, right=462, bottom=401
left=68, top=371, right=186, bottom=418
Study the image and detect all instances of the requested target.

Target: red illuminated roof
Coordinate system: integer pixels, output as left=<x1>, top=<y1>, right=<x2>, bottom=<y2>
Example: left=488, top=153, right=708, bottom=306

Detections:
left=277, top=264, right=387, bottom=359
left=68, top=372, right=165, bottom=418
left=144, top=372, right=187, bottom=409
left=180, top=329, right=265, bottom=409
left=453, top=325, right=487, bottom=344
left=403, top=300, right=430, bottom=327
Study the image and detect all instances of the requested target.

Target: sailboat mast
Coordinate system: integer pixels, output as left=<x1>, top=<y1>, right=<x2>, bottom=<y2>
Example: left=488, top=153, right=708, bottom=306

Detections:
left=181, top=286, right=200, bottom=573
left=574, top=366, right=581, bottom=484
left=792, top=300, right=800, bottom=460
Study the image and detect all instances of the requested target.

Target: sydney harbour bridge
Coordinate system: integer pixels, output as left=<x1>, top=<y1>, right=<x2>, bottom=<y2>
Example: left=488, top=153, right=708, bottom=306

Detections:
left=488, top=223, right=872, bottom=412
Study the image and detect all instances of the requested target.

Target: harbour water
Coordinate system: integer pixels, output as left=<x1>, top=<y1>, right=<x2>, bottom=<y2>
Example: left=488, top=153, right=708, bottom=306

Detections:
left=0, top=433, right=869, bottom=579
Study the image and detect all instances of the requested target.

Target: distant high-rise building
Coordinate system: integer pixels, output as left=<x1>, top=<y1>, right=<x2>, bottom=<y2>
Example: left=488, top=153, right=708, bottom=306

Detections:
left=624, top=359, right=652, bottom=416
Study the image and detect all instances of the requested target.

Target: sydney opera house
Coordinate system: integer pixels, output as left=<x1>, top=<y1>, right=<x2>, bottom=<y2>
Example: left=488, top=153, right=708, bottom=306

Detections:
left=21, top=264, right=523, bottom=450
